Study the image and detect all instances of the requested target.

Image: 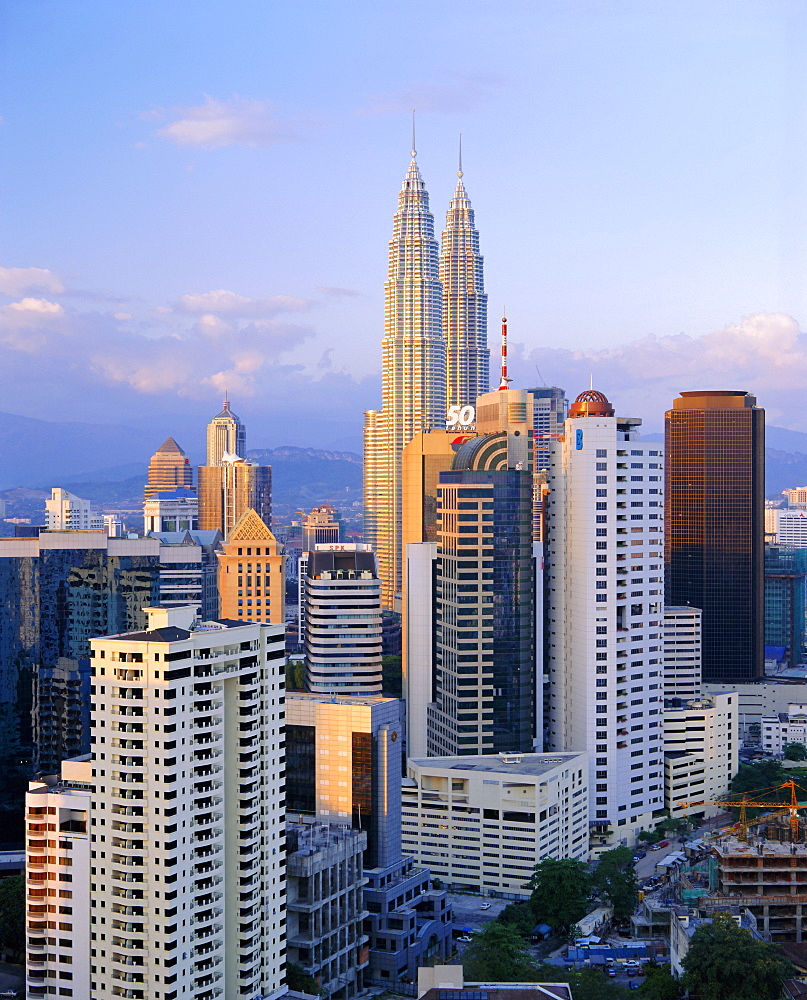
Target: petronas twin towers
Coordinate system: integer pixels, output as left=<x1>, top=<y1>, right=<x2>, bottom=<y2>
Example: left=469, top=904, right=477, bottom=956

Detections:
left=364, top=142, right=489, bottom=608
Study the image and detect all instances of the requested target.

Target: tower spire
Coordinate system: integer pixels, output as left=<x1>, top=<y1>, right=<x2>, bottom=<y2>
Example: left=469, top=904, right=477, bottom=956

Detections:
left=458, top=133, right=463, bottom=178
left=411, top=110, right=416, bottom=159
left=498, top=313, right=510, bottom=390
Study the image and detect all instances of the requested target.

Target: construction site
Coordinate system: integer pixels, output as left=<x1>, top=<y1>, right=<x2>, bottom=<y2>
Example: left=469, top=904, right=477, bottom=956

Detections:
left=664, top=780, right=807, bottom=943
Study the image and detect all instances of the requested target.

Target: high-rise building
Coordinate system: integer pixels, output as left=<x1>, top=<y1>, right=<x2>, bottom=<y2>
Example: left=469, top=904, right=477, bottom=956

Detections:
left=197, top=458, right=271, bottom=538
left=217, top=507, right=285, bottom=624
left=529, top=386, right=568, bottom=472
left=301, top=505, right=341, bottom=551
left=205, top=395, right=246, bottom=465
left=26, top=606, right=287, bottom=1000
left=545, top=388, right=665, bottom=849
left=302, top=545, right=383, bottom=695
left=285, top=693, right=453, bottom=985
left=766, top=508, right=807, bottom=546
left=364, top=143, right=488, bottom=610
left=440, top=155, right=488, bottom=410
left=665, top=390, right=765, bottom=683
left=0, top=532, right=163, bottom=781
left=144, top=436, right=194, bottom=501
left=663, top=606, right=703, bottom=700
left=150, top=528, right=222, bottom=620
left=44, top=488, right=104, bottom=530
left=364, top=146, right=445, bottom=610
left=764, top=543, right=807, bottom=668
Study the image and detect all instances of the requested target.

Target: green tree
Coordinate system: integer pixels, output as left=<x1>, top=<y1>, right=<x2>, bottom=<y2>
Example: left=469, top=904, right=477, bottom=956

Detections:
left=529, top=857, right=591, bottom=933
left=784, top=741, right=807, bottom=761
left=286, top=961, right=323, bottom=996
left=0, top=876, right=24, bottom=962
left=638, top=963, right=683, bottom=999
left=592, top=846, right=639, bottom=919
left=638, top=829, right=661, bottom=845
left=381, top=655, right=402, bottom=698
left=461, top=922, right=538, bottom=982
left=681, top=913, right=795, bottom=1000
left=497, top=899, right=538, bottom=938
left=286, top=658, right=306, bottom=691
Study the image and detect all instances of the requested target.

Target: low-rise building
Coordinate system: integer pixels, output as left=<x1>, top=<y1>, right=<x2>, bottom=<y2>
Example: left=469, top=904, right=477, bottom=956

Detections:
left=664, top=692, right=737, bottom=819
left=670, top=907, right=760, bottom=978
left=402, top=752, right=588, bottom=899
left=763, top=703, right=807, bottom=754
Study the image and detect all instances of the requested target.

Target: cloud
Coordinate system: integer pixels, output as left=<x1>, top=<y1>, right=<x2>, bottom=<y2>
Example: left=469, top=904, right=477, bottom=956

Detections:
left=359, top=73, right=506, bottom=117
left=0, top=267, right=64, bottom=296
left=175, top=289, right=311, bottom=318
left=150, top=96, right=307, bottom=149
left=7, top=298, right=63, bottom=315
left=509, top=312, right=807, bottom=432
left=317, top=286, right=361, bottom=299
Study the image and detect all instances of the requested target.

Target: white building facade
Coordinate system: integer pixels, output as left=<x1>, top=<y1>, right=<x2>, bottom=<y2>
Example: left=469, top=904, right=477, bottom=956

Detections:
left=25, top=606, right=288, bottom=1000
left=25, top=756, right=93, bottom=1000
left=664, top=606, right=703, bottom=700
left=401, top=752, right=588, bottom=899
left=762, top=702, right=807, bottom=754
left=545, top=390, right=665, bottom=849
left=45, top=488, right=104, bottom=531
left=664, top=692, right=738, bottom=818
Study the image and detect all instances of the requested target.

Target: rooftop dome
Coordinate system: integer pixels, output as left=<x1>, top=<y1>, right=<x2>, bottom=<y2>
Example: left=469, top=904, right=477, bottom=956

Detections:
left=569, top=389, right=615, bottom=418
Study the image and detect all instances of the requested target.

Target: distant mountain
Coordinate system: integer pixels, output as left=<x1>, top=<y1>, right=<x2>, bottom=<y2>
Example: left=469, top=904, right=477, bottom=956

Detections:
left=0, top=410, right=154, bottom=490
left=247, top=447, right=362, bottom=507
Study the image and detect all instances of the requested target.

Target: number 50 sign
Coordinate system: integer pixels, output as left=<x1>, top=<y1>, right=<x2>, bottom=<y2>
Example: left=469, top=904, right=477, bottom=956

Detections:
left=446, top=404, right=476, bottom=428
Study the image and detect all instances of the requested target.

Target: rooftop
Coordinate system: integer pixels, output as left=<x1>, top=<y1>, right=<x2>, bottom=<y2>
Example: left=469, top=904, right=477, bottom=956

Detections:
left=409, top=751, right=585, bottom=778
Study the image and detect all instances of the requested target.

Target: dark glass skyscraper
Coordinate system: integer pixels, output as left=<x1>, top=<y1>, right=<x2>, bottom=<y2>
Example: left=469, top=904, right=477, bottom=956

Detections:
left=665, top=390, right=765, bottom=682
left=426, top=438, right=537, bottom=756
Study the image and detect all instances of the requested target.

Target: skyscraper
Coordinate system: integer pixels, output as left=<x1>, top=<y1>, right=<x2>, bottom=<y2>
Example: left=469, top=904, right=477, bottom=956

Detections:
left=364, top=141, right=487, bottom=609
left=206, top=395, right=246, bottom=465
left=144, top=436, right=194, bottom=500
left=665, top=390, right=765, bottom=682
left=545, top=389, right=665, bottom=849
left=441, top=152, right=488, bottom=410
left=26, top=606, right=287, bottom=1000
left=197, top=458, right=272, bottom=537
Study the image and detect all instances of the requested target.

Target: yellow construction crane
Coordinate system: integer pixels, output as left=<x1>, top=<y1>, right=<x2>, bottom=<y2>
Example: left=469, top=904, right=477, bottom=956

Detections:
left=684, top=780, right=807, bottom=843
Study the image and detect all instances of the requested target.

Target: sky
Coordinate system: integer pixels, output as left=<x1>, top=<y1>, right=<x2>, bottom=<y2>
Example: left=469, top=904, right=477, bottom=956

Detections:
left=3, top=0, right=807, bottom=455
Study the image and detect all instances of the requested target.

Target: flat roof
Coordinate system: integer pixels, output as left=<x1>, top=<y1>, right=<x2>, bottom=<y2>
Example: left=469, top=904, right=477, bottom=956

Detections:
left=409, top=751, right=585, bottom=778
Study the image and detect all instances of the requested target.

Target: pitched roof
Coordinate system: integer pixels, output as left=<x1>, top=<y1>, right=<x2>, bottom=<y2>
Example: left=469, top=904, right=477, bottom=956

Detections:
left=228, top=508, right=276, bottom=542
left=157, top=437, right=186, bottom=454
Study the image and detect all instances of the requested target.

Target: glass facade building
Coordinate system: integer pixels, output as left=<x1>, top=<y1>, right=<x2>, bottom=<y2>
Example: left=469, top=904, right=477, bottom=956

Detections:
left=0, top=536, right=161, bottom=815
left=665, top=390, right=765, bottom=682
left=427, top=464, right=537, bottom=755
left=764, top=544, right=807, bottom=668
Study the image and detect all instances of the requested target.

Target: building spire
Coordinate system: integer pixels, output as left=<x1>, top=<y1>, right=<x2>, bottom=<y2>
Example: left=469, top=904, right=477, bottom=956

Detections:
left=411, top=109, right=417, bottom=159
left=498, top=313, right=511, bottom=390
left=458, top=133, right=463, bottom=178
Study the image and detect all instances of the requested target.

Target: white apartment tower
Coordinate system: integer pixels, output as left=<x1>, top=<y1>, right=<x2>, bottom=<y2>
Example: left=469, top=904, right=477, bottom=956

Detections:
left=25, top=606, right=287, bottom=1000
left=545, top=389, right=665, bottom=849
left=206, top=395, right=247, bottom=465
left=364, top=140, right=488, bottom=609
left=45, top=488, right=104, bottom=531
left=304, top=546, right=383, bottom=695
left=663, top=606, right=702, bottom=700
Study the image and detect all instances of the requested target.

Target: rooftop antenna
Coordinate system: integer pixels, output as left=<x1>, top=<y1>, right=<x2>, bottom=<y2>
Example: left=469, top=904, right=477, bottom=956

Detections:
left=411, top=110, right=416, bottom=158
left=458, top=132, right=463, bottom=178
left=498, top=311, right=511, bottom=390
left=589, top=373, right=593, bottom=391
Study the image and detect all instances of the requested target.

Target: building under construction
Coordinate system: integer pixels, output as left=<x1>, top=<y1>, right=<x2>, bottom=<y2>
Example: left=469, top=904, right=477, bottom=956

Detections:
left=702, top=831, right=807, bottom=942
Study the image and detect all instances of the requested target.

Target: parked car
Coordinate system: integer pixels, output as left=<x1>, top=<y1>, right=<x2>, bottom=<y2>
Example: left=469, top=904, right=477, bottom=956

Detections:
left=629, top=982, right=640, bottom=990
left=607, top=969, right=616, bottom=977
left=480, top=901, right=492, bottom=909
left=457, top=936, right=473, bottom=943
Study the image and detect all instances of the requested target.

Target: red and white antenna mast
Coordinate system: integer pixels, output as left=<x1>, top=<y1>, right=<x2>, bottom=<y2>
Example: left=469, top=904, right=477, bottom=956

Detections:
left=498, top=312, right=511, bottom=390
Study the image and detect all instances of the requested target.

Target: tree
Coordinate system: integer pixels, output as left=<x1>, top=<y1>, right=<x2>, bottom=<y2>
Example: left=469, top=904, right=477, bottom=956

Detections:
left=638, top=829, right=661, bottom=845
left=0, top=876, right=24, bottom=963
left=785, top=741, right=807, bottom=761
left=286, top=962, right=323, bottom=996
left=461, top=922, right=538, bottom=982
left=638, top=963, right=683, bottom=999
left=497, top=899, right=538, bottom=938
left=592, top=846, right=639, bottom=920
left=528, top=857, right=591, bottom=933
left=681, top=913, right=795, bottom=1000
left=381, top=655, right=402, bottom=698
